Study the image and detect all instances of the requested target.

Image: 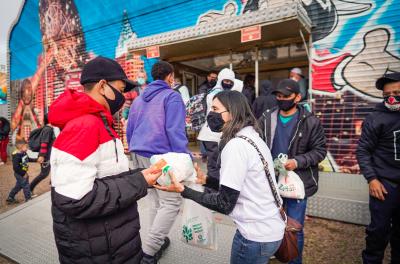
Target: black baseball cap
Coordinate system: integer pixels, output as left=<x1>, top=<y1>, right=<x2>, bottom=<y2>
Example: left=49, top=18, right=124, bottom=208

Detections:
left=272, top=79, right=300, bottom=96
left=376, top=72, right=400, bottom=90
left=80, top=56, right=137, bottom=92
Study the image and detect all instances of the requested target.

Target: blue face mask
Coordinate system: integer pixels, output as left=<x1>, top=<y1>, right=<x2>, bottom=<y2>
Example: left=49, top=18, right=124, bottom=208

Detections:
left=137, top=77, right=145, bottom=86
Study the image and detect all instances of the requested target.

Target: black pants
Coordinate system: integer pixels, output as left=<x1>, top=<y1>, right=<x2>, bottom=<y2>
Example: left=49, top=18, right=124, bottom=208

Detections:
left=30, top=163, right=51, bottom=192
left=362, top=179, right=400, bottom=264
left=203, top=141, right=220, bottom=180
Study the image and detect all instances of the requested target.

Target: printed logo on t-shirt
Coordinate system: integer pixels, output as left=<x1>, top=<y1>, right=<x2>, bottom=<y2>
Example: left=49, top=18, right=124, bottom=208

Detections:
left=394, top=130, right=400, bottom=161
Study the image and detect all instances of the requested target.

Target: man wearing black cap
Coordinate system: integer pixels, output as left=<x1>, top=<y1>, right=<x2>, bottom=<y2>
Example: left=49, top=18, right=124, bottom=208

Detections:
left=259, top=79, right=326, bottom=264
left=357, top=72, right=400, bottom=264
left=47, top=56, right=162, bottom=264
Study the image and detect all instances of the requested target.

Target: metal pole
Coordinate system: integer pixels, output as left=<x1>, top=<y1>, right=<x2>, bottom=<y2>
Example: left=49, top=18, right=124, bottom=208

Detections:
left=308, top=33, right=313, bottom=112
left=229, top=49, right=233, bottom=70
left=255, top=46, right=259, bottom=98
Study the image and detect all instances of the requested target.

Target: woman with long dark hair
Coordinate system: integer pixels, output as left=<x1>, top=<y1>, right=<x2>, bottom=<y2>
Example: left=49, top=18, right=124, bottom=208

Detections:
left=157, top=90, right=285, bottom=264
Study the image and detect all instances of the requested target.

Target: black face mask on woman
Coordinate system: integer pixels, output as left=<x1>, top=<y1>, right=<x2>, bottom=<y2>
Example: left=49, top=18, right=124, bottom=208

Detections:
left=277, top=98, right=297, bottom=111
left=207, top=111, right=227, bottom=132
left=103, top=83, right=126, bottom=115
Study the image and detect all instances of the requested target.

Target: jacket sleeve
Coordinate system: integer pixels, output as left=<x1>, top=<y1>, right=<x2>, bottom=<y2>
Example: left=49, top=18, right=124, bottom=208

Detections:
left=38, top=126, right=53, bottom=158
left=165, top=94, right=189, bottom=154
left=356, top=115, right=379, bottom=182
left=126, top=104, right=135, bottom=146
left=293, top=117, right=327, bottom=169
left=52, top=169, right=148, bottom=219
left=182, top=184, right=240, bottom=215
left=12, top=154, right=26, bottom=176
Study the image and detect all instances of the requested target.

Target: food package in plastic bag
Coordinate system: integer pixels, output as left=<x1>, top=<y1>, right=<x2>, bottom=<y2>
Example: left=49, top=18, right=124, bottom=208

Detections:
left=150, top=152, right=196, bottom=186
left=274, top=153, right=305, bottom=199
left=277, top=170, right=305, bottom=199
left=180, top=183, right=217, bottom=250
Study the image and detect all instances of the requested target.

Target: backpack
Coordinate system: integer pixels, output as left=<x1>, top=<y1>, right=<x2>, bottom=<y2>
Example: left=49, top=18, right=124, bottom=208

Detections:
left=28, top=127, right=44, bottom=152
left=185, top=92, right=208, bottom=131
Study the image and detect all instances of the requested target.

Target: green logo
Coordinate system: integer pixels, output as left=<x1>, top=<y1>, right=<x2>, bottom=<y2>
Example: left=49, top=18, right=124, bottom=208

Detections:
left=182, top=225, right=193, bottom=242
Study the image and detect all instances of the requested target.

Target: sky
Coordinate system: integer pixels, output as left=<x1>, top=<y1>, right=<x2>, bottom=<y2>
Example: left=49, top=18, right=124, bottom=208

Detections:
left=0, top=0, right=24, bottom=67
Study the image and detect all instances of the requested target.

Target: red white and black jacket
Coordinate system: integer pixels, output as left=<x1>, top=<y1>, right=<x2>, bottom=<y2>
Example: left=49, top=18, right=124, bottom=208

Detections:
left=48, top=89, right=147, bottom=264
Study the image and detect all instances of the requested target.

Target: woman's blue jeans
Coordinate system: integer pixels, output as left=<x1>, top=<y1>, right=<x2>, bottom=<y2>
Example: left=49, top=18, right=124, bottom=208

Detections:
left=230, top=230, right=282, bottom=264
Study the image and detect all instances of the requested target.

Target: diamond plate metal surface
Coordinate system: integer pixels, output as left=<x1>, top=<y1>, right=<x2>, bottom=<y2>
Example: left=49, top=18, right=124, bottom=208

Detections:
left=0, top=171, right=371, bottom=263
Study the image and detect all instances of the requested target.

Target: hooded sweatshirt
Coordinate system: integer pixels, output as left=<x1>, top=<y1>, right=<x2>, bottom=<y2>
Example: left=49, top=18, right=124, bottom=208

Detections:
left=126, top=80, right=189, bottom=158
left=357, top=103, right=400, bottom=184
left=197, top=68, right=242, bottom=142
left=252, top=80, right=278, bottom=119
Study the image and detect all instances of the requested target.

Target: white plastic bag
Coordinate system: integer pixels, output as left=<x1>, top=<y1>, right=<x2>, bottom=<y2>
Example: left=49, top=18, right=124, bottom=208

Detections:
left=275, top=154, right=305, bottom=199
left=180, top=183, right=217, bottom=250
left=150, top=152, right=196, bottom=186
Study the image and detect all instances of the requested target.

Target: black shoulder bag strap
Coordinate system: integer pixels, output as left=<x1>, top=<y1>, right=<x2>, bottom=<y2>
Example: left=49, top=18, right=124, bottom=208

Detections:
left=100, top=113, right=119, bottom=162
left=237, top=135, right=287, bottom=222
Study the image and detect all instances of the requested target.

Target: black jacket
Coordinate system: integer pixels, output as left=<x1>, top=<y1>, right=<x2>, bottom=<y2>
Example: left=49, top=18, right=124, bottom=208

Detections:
left=356, top=103, right=400, bottom=184
left=198, top=81, right=210, bottom=95
left=38, top=125, right=55, bottom=161
left=0, top=117, right=10, bottom=140
left=52, top=169, right=148, bottom=264
left=259, top=106, right=327, bottom=197
left=12, top=150, right=35, bottom=176
left=252, top=80, right=277, bottom=119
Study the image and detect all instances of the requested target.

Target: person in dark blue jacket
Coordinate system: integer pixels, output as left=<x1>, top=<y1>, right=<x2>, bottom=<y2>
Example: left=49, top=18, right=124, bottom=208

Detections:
left=357, top=72, right=400, bottom=264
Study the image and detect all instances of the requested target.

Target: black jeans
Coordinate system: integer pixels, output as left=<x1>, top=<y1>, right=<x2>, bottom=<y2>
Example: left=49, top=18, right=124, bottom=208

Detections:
left=9, top=173, right=31, bottom=201
left=203, top=141, right=220, bottom=180
left=30, top=163, right=51, bottom=192
left=362, top=179, right=400, bottom=264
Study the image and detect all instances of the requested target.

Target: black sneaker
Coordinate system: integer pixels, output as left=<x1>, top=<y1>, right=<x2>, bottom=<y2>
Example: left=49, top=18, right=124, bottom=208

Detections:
left=154, top=237, right=171, bottom=261
left=6, top=198, right=18, bottom=204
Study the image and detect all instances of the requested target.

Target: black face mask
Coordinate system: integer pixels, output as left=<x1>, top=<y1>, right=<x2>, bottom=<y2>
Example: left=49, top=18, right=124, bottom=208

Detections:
left=103, top=83, right=126, bottom=115
left=221, top=82, right=234, bottom=90
left=208, top=79, right=217, bottom=88
left=277, top=98, right=297, bottom=111
left=207, top=111, right=226, bottom=132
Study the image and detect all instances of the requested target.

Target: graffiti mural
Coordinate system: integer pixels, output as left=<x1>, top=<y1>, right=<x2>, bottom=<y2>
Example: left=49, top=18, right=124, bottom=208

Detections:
left=307, top=0, right=400, bottom=173
left=0, top=72, right=6, bottom=104
left=9, top=0, right=400, bottom=172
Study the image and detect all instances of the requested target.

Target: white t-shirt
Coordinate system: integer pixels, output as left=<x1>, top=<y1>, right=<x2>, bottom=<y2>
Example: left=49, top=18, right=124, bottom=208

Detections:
left=220, top=126, right=285, bottom=242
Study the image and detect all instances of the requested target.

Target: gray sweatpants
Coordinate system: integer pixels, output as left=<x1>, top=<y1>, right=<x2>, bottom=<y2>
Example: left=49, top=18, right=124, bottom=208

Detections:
left=131, top=153, right=183, bottom=256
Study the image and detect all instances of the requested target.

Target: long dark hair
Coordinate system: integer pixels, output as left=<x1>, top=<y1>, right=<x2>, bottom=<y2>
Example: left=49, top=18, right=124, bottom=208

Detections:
left=213, top=90, right=261, bottom=146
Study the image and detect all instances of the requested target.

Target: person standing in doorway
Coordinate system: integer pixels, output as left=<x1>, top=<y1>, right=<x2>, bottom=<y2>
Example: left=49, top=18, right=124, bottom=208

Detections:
left=126, top=61, right=190, bottom=264
left=0, top=116, right=10, bottom=165
left=29, top=114, right=54, bottom=194
left=357, top=72, right=400, bottom=264
left=242, top=74, right=256, bottom=106
left=198, top=71, right=218, bottom=94
left=173, top=77, right=191, bottom=105
left=259, top=79, right=327, bottom=264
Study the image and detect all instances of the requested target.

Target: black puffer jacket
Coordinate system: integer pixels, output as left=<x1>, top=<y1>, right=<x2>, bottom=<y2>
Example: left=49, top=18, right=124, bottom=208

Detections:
left=52, top=169, right=147, bottom=264
left=259, top=106, right=327, bottom=197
